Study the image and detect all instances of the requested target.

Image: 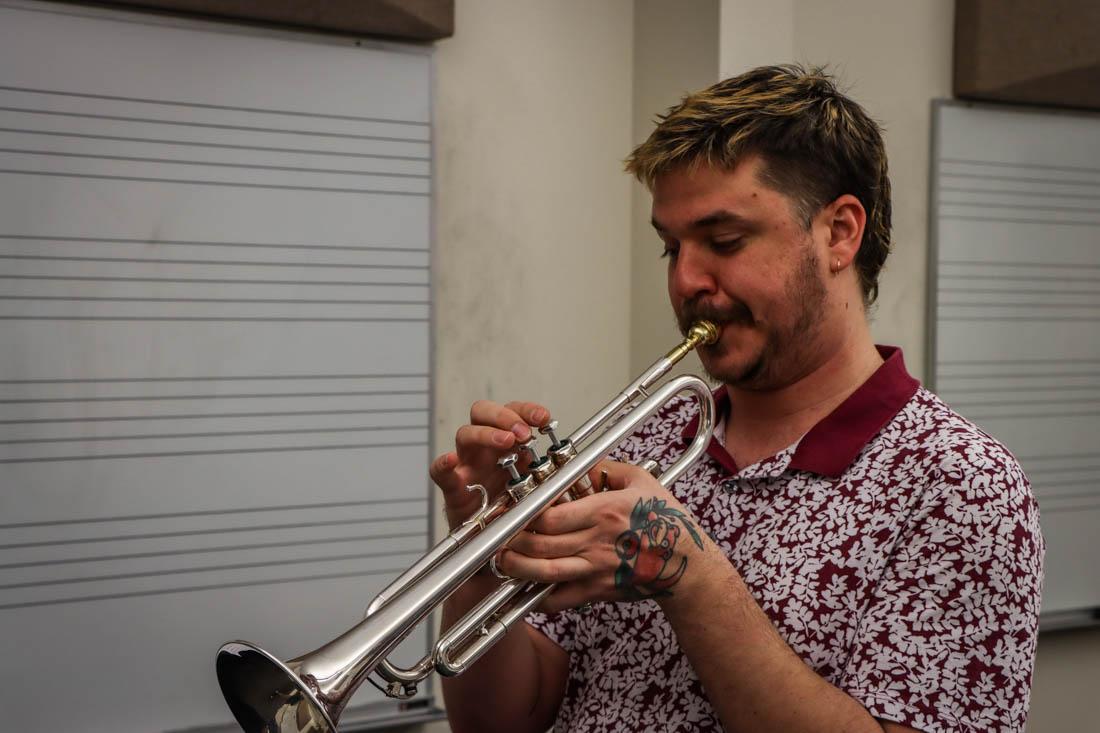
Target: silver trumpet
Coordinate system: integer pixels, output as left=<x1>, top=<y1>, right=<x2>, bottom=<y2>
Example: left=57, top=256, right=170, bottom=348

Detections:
left=215, top=321, right=719, bottom=733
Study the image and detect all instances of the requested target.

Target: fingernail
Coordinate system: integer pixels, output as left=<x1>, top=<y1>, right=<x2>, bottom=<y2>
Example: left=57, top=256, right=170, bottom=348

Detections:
left=532, top=408, right=548, bottom=423
left=493, top=431, right=512, bottom=446
left=511, top=422, right=530, bottom=440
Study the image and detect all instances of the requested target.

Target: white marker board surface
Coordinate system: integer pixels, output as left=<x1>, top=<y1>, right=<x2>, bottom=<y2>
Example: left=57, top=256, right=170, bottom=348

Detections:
left=930, top=101, right=1100, bottom=622
left=0, top=2, right=436, bottom=730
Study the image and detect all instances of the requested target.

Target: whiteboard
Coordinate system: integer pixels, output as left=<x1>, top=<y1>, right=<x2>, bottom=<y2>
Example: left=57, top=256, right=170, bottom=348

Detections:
left=929, top=100, right=1100, bottom=622
left=0, top=2, right=438, bottom=730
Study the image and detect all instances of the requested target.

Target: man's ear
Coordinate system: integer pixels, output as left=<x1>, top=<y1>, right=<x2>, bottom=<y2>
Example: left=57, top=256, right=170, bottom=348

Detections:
left=822, top=194, right=866, bottom=271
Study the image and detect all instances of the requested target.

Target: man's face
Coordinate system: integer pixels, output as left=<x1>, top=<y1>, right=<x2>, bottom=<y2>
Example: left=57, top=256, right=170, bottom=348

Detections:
left=651, top=156, right=831, bottom=390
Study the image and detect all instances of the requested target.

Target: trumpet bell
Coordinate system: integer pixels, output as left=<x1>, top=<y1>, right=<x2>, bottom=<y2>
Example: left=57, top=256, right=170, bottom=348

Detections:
left=217, top=641, right=336, bottom=733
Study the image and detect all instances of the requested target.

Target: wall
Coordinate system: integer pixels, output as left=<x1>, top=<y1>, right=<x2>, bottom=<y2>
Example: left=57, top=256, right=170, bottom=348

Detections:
left=434, top=0, right=634, bottom=447
left=629, top=0, right=719, bottom=375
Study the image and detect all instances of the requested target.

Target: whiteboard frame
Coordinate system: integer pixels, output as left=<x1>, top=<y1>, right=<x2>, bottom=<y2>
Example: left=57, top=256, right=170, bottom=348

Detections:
left=926, top=98, right=1100, bottom=633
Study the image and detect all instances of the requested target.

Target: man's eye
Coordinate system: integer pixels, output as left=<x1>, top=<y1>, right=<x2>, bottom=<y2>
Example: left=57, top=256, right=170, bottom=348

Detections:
left=713, top=238, right=743, bottom=251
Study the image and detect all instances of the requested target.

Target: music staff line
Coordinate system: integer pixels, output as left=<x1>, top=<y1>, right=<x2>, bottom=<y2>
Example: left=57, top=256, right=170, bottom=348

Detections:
left=0, top=168, right=430, bottom=196
left=0, top=567, right=409, bottom=611
left=938, top=383, right=1100, bottom=393
left=0, top=513, right=428, bottom=551
left=940, top=156, right=1100, bottom=176
left=0, top=439, right=428, bottom=464
left=939, top=357, right=1100, bottom=366
left=1, top=274, right=427, bottom=286
left=0, top=296, right=430, bottom=305
left=940, top=287, right=1100, bottom=296
left=0, top=126, right=431, bottom=162
left=1, top=388, right=427, bottom=404
left=940, top=214, right=1100, bottom=227
left=1, top=371, right=428, bottom=384
left=0, top=233, right=429, bottom=253
left=939, top=185, right=1100, bottom=201
left=0, top=253, right=426, bottom=269
left=0, top=405, right=424, bottom=422
left=0, top=83, right=432, bottom=127
left=0, top=497, right=426, bottom=529
left=0, top=422, right=428, bottom=446
left=0, top=548, right=428, bottom=592
left=939, top=171, right=1100, bottom=189
left=0, top=104, right=431, bottom=144
left=0, top=530, right=426, bottom=571
left=0, top=147, right=430, bottom=179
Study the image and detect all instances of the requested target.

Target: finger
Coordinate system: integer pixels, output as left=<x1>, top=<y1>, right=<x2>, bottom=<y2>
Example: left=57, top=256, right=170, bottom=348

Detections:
left=455, top=424, right=518, bottom=453
left=526, top=497, right=601, bottom=535
left=503, top=401, right=551, bottom=428
left=508, top=528, right=593, bottom=559
left=497, top=548, right=592, bottom=585
left=429, top=451, right=458, bottom=486
left=469, top=400, right=534, bottom=440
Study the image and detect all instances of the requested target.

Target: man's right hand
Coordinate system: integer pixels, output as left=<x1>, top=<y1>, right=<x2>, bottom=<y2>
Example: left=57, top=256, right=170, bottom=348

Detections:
left=429, top=400, right=551, bottom=530
left=432, top=400, right=575, bottom=733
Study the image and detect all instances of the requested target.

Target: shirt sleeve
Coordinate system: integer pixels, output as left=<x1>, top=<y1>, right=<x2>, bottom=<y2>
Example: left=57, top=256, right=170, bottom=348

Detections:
left=838, top=450, right=1044, bottom=733
left=525, top=608, right=580, bottom=654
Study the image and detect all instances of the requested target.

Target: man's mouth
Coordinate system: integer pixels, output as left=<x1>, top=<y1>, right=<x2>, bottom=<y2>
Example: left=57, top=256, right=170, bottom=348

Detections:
left=678, top=301, right=753, bottom=335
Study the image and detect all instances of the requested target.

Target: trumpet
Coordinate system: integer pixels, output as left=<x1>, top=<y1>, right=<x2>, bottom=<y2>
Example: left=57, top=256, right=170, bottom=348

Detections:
left=215, top=321, right=719, bottom=733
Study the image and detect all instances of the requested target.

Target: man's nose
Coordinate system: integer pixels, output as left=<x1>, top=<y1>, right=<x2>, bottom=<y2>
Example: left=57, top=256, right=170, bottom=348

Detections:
left=668, top=243, right=717, bottom=301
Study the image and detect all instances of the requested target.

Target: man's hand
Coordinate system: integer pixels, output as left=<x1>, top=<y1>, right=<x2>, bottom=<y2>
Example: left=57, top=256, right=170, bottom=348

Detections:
left=498, top=461, right=711, bottom=612
left=429, top=400, right=550, bottom=530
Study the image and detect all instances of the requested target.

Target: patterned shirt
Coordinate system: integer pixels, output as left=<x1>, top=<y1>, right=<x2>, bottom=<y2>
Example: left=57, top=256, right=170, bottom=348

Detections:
left=527, top=347, right=1044, bottom=733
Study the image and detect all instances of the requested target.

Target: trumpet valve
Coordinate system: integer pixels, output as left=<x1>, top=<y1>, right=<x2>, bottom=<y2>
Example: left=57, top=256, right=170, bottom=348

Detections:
left=520, top=436, right=542, bottom=465
left=500, top=453, right=537, bottom=501
left=539, top=420, right=563, bottom=449
left=498, top=454, right=521, bottom=482
left=529, top=457, right=557, bottom=484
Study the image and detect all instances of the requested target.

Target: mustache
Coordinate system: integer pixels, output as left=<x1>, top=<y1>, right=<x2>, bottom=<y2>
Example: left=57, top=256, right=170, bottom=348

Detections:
left=677, top=299, right=753, bottom=334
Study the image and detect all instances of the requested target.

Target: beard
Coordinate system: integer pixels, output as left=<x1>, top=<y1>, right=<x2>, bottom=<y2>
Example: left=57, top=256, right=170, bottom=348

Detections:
left=675, top=244, right=827, bottom=390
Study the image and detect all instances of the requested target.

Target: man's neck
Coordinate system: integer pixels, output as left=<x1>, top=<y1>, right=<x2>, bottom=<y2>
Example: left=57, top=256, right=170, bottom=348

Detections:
left=722, top=330, right=883, bottom=470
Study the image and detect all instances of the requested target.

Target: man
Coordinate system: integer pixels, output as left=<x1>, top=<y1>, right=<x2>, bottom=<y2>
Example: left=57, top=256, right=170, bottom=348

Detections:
left=430, top=65, right=1043, bottom=733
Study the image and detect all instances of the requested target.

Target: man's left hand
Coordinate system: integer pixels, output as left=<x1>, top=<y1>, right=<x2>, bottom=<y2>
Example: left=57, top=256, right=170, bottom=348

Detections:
left=497, top=460, right=710, bottom=613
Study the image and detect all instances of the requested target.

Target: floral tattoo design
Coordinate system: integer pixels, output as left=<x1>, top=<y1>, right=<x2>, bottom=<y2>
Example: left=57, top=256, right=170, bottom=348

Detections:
left=614, top=497, right=704, bottom=599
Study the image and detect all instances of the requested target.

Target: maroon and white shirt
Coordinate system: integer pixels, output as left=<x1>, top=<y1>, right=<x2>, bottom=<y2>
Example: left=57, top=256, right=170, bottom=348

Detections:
left=527, top=347, right=1044, bottom=733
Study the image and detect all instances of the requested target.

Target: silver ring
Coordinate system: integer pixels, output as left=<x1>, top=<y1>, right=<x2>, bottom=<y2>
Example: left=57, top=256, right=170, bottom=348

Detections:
left=489, top=553, right=511, bottom=580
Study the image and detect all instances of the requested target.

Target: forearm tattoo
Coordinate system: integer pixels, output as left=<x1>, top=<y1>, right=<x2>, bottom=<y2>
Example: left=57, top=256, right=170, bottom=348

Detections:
left=614, top=497, right=705, bottom=599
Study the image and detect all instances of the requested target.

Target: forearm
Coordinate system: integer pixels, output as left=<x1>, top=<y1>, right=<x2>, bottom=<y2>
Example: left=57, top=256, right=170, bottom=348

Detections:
left=440, top=576, right=565, bottom=733
left=659, top=546, right=882, bottom=733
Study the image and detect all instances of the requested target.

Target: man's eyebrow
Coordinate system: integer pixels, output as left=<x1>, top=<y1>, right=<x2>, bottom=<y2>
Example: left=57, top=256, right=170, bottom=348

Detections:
left=651, top=210, right=751, bottom=232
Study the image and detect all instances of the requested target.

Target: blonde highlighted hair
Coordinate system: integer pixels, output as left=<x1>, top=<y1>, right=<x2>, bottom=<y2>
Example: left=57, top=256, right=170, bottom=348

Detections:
left=626, top=64, right=892, bottom=305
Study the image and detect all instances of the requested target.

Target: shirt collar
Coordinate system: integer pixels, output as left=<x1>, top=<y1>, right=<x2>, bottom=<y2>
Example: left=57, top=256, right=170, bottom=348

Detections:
left=681, top=346, right=919, bottom=478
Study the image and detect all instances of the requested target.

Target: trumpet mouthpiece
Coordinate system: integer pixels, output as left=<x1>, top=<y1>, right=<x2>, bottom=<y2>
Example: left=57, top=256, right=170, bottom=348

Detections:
left=688, top=321, right=719, bottom=346
left=663, top=320, right=720, bottom=365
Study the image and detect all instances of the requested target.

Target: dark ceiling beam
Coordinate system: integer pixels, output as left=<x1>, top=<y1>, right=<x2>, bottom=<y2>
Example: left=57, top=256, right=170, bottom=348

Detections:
left=955, top=0, right=1100, bottom=110
left=76, top=0, right=454, bottom=41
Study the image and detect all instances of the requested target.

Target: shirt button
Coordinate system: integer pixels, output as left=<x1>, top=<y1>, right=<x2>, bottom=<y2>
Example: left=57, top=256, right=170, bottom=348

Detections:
left=721, top=479, right=737, bottom=492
